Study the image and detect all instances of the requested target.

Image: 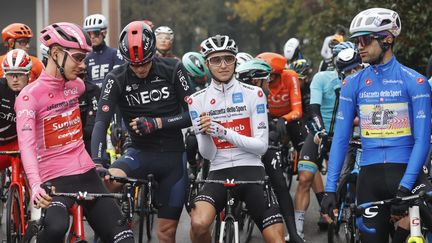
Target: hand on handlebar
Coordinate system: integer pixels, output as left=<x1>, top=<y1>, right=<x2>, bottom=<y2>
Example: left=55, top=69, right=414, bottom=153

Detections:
left=32, top=183, right=54, bottom=209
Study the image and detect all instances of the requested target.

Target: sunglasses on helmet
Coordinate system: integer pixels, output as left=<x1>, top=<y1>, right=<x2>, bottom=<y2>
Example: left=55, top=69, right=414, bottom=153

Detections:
left=207, top=55, right=236, bottom=66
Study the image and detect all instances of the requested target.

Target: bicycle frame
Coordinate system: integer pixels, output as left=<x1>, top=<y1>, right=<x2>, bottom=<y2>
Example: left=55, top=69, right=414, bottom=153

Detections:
left=1, top=150, right=30, bottom=236
left=218, top=181, right=239, bottom=243
left=356, top=190, right=432, bottom=242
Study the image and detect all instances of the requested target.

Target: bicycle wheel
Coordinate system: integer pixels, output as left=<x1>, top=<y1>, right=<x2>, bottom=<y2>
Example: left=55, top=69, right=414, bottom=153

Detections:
left=327, top=221, right=340, bottom=243
left=0, top=170, right=6, bottom=224
left=242, top=214, right=254, bottom=243
left=137, top=186, right=146, bottom=243
left=145, top=207, right=155, bottom=240
left=224, top=219, right=235, bottom=243
left=6, top=184, right=23, bottom=243
left=21, top=220, right=40, bottom=243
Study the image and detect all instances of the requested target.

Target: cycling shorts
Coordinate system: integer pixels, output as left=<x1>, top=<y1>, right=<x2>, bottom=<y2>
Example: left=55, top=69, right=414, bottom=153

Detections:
left=0, top=139, right=18, bottom=171
left=111, top=147, right=187, bottom=220
left=297, top=133, right=319, bottom=173
left=194, top=166, right=283, bottom=231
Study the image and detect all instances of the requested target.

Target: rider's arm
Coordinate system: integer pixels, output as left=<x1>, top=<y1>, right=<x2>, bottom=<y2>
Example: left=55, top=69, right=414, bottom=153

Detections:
left=309, top=104, right=325, bottom=131
left=159, top=63, right=193, bottom=129
left=309, top=73, right=326, bottom=130
left=188, top=98, right=217, bottom=161
left=14, top=92, right=41, bottom=189
left=282, top=71, right=303, bottom=122
left=325, top=77, right=356, bottom=192
left=399, top=75, right=431, bottom=190
left=91, top=74, right=120, bottom=165
left=221, top=88, right=269, bottom=156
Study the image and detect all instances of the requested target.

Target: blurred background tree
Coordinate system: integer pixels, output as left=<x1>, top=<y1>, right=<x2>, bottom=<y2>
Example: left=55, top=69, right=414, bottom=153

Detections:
left=121, top=0, right=432, bottom=75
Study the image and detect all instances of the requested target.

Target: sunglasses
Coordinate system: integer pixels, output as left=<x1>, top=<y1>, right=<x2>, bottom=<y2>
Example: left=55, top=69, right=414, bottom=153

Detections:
left=353, top=35, right=381, bottom=47
left=87, top=31, right=102, bottom=38
left=208, top=55, right=236, bottom=66
left=5, top=72, right=28, bottom=79
left=15, top=38, right=30, bottom=46
left=129, top=58, right=153, bottom=67
left=62, top=49, right=87, bottom=64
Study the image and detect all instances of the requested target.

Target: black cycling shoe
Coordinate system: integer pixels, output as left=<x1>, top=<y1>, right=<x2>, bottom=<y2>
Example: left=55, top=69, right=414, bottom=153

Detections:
left=317, top=214, right=328, bottom=230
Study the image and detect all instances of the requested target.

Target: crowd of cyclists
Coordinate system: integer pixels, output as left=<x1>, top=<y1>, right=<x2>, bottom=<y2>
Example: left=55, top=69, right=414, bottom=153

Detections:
left=0, top=6, right=432, bottom=243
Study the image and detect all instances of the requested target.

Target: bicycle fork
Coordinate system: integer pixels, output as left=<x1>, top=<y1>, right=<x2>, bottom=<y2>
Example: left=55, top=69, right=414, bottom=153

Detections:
left=218, top=220, right=239, bottom=243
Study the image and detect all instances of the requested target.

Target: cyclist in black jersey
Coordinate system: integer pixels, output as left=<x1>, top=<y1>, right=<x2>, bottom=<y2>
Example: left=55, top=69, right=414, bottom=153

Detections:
left=91, top=21, right=193, bottom=243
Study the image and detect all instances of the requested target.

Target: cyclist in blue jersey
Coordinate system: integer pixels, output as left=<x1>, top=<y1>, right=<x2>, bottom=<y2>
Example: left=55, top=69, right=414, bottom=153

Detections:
left=83, top=14, right=124, bottom=88
left=320, top=8, right=431, bottom=243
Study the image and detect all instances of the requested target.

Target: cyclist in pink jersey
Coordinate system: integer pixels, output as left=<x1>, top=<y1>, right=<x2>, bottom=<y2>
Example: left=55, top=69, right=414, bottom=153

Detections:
left=15, top=22, right=134, bottom=243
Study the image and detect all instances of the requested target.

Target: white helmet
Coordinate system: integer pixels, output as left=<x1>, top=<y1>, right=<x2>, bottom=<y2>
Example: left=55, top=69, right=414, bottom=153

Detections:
left=283, top=38, right=300, bottom=60
left=2, top=49, right=32, bottom=73
left=236, top=52, right=253, bottom=66
left=83, top=14, right=108, bottom=31
left=155, top=26, right=174, bottom=40
left=350, top=8, right=401, bottom=38
left=200, top=35, right=238, bottom=58
left=40, top=43, right=49, bottom=58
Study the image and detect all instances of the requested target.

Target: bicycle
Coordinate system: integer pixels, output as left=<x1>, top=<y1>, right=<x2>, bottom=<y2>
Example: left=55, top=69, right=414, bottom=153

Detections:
left=110, top=174, right=158, bottom=242
left=188, top=177, right=272, bottom=243
left=355, top=190, right=432, bottom=243
left=327, top=139, right=361, bottom=243
left=20, top=175, right=141, bottom=243
left=0, top=150, right=31, bottom=243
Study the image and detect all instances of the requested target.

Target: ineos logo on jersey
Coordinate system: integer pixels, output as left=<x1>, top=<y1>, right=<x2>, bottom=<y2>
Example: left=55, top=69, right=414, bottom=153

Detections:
left=125, top=87, right=170, bottom=106
left=0, top=111, right=16, bottom=122
left=102, top=79, right=115, bottom=100
left=363, top=206, right=379, bottom=218
left=177, top=69, right=189, bottom=91
left=91, top=64, right=110, bottom=80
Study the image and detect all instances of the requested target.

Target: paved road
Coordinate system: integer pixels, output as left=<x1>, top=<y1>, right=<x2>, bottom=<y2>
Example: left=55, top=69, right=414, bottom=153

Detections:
left=0, top=176, right=344, bottom=243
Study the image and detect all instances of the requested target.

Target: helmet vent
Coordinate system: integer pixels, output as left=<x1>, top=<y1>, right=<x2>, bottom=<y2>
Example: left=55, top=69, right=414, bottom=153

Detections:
left=365, top=17, right=375, bottom=25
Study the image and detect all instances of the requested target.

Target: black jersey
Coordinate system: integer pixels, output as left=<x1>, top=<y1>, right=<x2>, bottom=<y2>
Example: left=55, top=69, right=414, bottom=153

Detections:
left=91, top=57, right=193, bottom=161
left=0, top=78, right=18, bottom=144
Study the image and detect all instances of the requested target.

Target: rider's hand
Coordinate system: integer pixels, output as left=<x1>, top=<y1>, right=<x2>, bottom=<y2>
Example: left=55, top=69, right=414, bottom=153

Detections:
left=130, top=116, right=159, bottom=135
left=192, top=113, right=211, bottom=134
left=276, top=117, right=287, bottom=140
left=320, top=192, right=338, bottom=224
left=391, top=186, right=411, bottom=219
left=314, top=130, right=328, bottom=145
left=31, top=184, right=52, bottom=209
left=208, top=121, right=228, bottom=139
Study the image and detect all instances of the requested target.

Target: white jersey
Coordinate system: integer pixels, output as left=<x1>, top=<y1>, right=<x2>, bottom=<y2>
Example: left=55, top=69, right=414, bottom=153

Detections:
left=187, top=77, right=269, bottom=171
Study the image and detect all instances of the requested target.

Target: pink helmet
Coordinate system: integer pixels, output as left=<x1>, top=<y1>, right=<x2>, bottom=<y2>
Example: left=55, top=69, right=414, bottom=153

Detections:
left=39, top=22, right=92, bottom=52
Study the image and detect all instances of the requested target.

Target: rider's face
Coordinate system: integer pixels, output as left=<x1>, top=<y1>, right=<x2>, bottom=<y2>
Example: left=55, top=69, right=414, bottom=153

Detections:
left=206, top=52, right=236, bottom=83
left=52, top=46, right=87, bottom=80
left=156, top=33, right=173, bottom=52
left=5, top=72, right=29, bottom=91
left=129, top=61, right=153, bottom=79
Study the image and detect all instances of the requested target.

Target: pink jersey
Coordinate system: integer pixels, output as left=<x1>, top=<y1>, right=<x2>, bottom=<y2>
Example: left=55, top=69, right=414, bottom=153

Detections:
left=15, top=70, right=95, bottom=189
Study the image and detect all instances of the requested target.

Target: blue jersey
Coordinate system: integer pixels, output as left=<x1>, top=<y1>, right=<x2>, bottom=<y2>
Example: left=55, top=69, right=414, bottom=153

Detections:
left=326, top=56, right=431, bottom=192
left=309, top=70, right=341, bottom=131
left=85, top=43, right=124, bottom=88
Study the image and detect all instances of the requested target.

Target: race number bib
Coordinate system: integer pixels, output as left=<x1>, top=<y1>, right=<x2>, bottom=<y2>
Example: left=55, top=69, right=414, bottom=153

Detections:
left=43, top=108, right=83, bottom=149
left=360, top=103, right=411, bottom=138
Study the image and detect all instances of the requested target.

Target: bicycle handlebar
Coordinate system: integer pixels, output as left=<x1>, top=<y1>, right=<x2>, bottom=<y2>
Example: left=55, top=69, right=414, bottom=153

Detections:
left=50, top=191, right=124, bottom=200
left=355, top=190, right=432, bottom=234
left=108, top=175, right=147, bottom=185
left=0, top=150, right=20, bottom=155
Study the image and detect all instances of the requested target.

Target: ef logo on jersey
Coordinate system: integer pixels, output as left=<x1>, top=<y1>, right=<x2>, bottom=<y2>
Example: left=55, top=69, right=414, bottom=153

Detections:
left=91, top=64, right=110, bottom=80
